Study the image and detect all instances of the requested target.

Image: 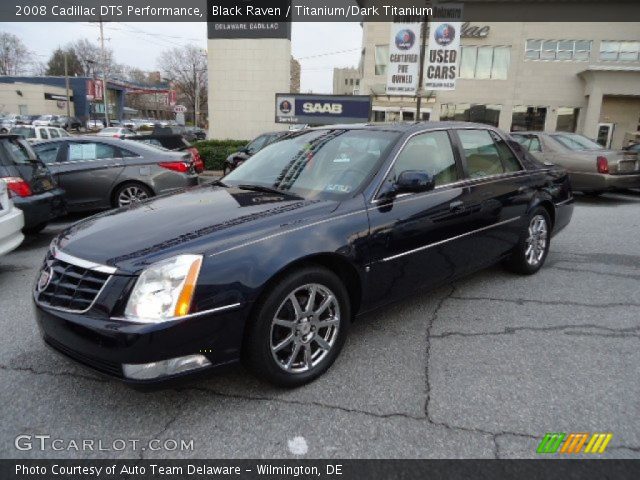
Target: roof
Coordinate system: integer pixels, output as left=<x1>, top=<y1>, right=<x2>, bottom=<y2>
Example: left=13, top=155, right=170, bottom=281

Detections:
left=309, top=121, right=501, bottom=133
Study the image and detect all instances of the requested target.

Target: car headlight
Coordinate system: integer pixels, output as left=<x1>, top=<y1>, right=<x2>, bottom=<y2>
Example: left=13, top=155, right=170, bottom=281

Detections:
left=124, top=255, right=203, bottom=323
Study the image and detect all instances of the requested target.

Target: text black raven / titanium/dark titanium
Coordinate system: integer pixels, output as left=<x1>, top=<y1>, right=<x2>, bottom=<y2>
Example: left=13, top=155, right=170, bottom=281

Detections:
left=33, top=123, right=573, bottom=387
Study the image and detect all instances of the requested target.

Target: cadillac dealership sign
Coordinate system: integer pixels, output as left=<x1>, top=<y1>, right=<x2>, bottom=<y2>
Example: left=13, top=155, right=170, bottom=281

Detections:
left=275, top=94, right=372, bottom=125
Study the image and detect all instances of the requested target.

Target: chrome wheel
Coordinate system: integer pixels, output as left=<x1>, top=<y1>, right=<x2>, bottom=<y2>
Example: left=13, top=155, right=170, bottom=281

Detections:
left=117, top=186, right=149, bottom=207
left=525, top=214, right=548, bottom=266
left=270, top=283, right=340, bottom=373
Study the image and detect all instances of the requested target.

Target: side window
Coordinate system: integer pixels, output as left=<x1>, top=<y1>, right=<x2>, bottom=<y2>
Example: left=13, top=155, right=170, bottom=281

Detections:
left=68, top=142, right=116, bottom=161
left=392, top=131, right=459, bottom=187
left=49, top=128, right=60, bottom=138
left=34, top=144, right=62, bottom=164
left=457, top=129, right=505, bottom=179
left=490, top=131, right=522, bottom=172
left=59, top=129, right=70, bottom=137
left=39, top=128, right=49, bottom=140
left=120, top=148, right=139, bottom=158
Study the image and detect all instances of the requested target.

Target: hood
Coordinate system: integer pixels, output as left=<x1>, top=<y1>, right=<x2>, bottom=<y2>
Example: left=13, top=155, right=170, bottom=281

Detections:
left=56, top=184, right=337, bottom=274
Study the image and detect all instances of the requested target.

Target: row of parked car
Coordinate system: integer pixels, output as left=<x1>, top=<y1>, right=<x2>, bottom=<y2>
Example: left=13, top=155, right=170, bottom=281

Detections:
left=0, top=129, right=205, bottom=255
left=0, top=114, right=82, bottom=133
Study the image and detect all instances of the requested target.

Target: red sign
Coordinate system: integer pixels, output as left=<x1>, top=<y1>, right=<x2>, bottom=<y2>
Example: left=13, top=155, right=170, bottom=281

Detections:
left=167, top=89, right=177, bottom=106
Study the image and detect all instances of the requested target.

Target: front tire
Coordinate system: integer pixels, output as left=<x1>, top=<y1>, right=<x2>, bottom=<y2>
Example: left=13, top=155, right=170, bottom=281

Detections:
left=504, top=208, right=551, bottom=275
left=244, top=266, right=350, bottom=387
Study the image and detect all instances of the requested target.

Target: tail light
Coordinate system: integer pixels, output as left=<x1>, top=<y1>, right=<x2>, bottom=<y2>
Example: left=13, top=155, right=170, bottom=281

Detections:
left=159, top=162, right=190, bottom=173
left=596, top=156, right=609, bottom=174
left=1, top=177, right=32, bottom=197
left=187, top=147, right=204, bottom=173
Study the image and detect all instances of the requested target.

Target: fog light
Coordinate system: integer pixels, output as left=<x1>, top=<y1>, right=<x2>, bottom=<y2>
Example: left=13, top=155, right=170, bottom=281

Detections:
left=122, top=354, right=211, bottom=380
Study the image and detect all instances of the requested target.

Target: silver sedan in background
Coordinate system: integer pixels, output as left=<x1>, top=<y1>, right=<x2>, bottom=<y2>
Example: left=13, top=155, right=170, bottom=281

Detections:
left=31, top=136, right=199, bottom=211
left=512, top=132, right=640, bottom=194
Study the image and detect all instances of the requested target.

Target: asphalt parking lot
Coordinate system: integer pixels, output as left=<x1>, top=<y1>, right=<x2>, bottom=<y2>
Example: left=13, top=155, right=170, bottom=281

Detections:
left=1, top=191, right=639, bottom=459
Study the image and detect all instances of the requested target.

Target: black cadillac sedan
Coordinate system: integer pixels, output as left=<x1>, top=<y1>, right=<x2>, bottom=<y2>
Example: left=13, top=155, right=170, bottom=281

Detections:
left=33, top=123, right=573, bottom=387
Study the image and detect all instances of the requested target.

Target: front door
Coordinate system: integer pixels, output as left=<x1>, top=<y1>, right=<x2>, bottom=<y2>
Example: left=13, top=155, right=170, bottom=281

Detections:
left=364, top=130, right=471, bottom=308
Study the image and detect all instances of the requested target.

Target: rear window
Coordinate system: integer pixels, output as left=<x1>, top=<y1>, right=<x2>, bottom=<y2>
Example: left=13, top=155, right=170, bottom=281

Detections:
left=551, top=133, right=603, bottom=151
left=2, top=138, right=39, bottom=165
left=10, top=127, right=36, bottom=139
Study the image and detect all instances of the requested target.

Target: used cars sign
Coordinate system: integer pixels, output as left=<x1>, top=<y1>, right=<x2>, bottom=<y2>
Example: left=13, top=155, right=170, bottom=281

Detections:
left=275, top=94, right=372, bottom=125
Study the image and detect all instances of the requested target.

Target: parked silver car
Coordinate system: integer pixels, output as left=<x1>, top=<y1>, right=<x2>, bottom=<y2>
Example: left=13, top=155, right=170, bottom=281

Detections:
left=512, top=132, right=640, bottom=194
left=31, top=136, right=199, bottom=211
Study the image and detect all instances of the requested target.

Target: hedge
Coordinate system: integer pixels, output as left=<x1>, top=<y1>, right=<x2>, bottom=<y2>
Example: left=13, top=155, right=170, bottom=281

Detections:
left=192, top=139, right=249, bottom=171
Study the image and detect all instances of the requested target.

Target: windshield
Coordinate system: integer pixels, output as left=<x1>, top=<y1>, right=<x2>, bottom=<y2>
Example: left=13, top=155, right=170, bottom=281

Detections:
left=551, top=133, right=603, bottom=151
left=224, top=129, right=400, bottom=200
left=10, top=127, right=36, bottom=138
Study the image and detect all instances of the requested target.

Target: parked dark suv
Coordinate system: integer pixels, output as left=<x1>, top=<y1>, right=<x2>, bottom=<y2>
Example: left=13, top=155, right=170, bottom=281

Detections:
left=0, top=135, right=66, bottom=233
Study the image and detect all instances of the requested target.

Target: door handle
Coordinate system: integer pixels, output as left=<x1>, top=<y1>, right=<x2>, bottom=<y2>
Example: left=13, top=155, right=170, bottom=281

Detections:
left=449, top=200, right=465, bottom=212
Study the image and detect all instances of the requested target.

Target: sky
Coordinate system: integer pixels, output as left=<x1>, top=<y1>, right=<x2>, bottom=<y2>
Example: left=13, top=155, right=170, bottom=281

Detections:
left=0, top=22, right=362, bottom=93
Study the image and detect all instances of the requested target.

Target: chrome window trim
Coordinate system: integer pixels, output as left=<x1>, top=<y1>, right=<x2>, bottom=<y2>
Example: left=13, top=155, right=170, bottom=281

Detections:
left=380, top=216, right=522, bottom=263
left=371, top=126, right=527, bottom=203
left=53, top=247, right=118, bottom=275
left=110, top=302, right=243, bottom=324
left=36, top=276, right=113, bottom=314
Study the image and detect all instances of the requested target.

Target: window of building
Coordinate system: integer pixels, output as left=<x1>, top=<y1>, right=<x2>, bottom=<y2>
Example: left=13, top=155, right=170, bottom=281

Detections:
left=375, top=45, right=389, bottom=75
left=440, top=104, right=502, bottom=127
left=525, top=39, right=591, bottom=61
left=459, top=46, right=511, bottom=79
left=345, top=79, right=348, bottom=85
left=457, top=129, right=506, bottom=179
left=18, top=105, right=28, bottom=115
left=392, top=131, right=459, bottom=187
left=511, top=106, right=547, bottom=132
left=600, top=41, right=640, bottom=61
left=403, top=111, right=415, bottom=121
left=373, top=110, right=385, bottom=122
left=350, top=78, right=354, bottom=85
left=355, top=79, right=360, bottom=86
left=556, top=107, right=580, bottom=132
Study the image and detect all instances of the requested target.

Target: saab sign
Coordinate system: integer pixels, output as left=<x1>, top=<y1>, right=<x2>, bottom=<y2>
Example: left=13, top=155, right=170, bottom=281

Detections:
left=275, top=94, right=372, bottom=125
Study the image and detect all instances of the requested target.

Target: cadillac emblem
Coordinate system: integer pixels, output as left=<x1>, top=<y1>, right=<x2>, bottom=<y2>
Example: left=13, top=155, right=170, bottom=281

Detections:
left=37, top=267, right=53, bottom=293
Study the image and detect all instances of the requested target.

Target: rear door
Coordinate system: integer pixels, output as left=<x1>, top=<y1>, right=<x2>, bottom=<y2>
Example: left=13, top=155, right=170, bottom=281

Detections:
left=452, top=128, right=532, bottom=269
left=55, top=140, right=125, bottom=210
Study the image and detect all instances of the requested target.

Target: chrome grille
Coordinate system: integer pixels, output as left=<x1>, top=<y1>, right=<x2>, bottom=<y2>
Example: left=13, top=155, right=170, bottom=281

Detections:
left=36, top=251, right=111, bottom=312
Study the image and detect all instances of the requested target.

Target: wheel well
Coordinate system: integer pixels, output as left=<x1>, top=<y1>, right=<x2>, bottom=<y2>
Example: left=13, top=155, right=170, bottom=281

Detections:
left=110, top=180, right=154, bottom=206
left=538, top=200, right=555, bottom=228
left=250, top=254, right=363, bottom=321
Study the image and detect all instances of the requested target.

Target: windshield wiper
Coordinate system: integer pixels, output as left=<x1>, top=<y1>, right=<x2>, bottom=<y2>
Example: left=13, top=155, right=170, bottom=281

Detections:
left=237, top=184, right=291, bottom=196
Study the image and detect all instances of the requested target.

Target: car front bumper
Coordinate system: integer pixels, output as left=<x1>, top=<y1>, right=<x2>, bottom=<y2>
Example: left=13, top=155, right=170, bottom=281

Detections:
left=13, top=188, right=66, bottom=229
left=34, top=300, right=249, bottom=388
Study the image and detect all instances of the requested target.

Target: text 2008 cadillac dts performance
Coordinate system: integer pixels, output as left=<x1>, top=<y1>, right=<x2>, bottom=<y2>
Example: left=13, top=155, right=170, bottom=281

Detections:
left=33, top=123, right=573, bottom=387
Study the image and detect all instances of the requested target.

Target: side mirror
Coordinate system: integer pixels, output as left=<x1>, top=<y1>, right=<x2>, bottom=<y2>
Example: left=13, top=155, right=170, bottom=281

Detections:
left=395, top=170, right=435, bottom=194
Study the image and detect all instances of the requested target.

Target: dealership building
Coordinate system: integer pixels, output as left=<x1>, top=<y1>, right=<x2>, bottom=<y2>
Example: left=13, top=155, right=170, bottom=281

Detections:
left=359, top=22, right=640, bottom=148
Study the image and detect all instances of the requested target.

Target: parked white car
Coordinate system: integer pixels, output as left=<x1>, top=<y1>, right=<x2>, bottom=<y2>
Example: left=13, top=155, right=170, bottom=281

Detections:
left=86, top=119, right=104, bottom=131
left=10, top=125, right=71, bottom=142
left=33, top=115, right=60, bottom=127
left=0, top=182, right=24, bottom=256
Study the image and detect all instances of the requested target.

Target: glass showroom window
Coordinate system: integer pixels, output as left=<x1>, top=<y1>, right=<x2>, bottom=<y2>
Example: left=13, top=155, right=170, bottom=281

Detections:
left=375, top=45, right=389, bottom=75
left=525, top=39, right=591, bottom=61
left=511, top=106, right=547, bottom=132
left=441, top=104, right=502, bottom=127
left=556, top=107, right=580, bottom=133
left=600, top=41, right=640, bottom=61
left=459, top=46, right=511, bottom=79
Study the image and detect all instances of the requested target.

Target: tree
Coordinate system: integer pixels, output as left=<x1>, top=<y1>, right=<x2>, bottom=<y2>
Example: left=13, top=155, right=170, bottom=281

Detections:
left=68, top=38, right=115, bottom=76
left=45, top=48, right=84, bottom=76
left=158, top=45, right=207, bottom=125
left=0, top=32, right=32, bottom=75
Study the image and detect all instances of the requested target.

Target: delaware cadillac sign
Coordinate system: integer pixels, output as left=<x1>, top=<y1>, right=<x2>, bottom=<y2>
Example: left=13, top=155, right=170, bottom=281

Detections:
left=275, top=94, right=372, bottom=125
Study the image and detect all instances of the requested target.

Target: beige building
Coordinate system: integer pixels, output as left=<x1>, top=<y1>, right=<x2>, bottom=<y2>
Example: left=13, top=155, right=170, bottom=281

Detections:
left=0, top=82, right=74, bottom=117
left=359, top=22, right=640, bottom=148
left=333, top=67, right=361, bottom=95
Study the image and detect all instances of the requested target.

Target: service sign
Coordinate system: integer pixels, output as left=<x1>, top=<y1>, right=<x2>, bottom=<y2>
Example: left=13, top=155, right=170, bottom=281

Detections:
left=386, top=23, right=421, bottom=95
left=275, top=94, right=372, bottom=125
left=425, top=4, right=463, bottom=91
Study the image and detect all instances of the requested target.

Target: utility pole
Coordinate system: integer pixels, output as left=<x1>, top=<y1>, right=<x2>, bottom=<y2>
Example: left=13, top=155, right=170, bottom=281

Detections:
left=99, top=16, right=109, bottom=127
left=63, top=51, right=71, bottom=118
left=194, top=67, right=200, bottom=128
left=415, top=16, right=429, bottom=121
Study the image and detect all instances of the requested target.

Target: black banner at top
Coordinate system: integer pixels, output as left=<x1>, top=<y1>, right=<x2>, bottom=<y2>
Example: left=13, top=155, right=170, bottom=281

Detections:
left=2, top=0, right=640, bottom=22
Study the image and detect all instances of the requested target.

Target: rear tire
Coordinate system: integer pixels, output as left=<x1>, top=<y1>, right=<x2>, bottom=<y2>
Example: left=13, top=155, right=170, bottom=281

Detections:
left=504, top=207, right=551, bottom=275
left=112, top=182, right=153, bottom=208
left=244, top=266, right=350, bottom=387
